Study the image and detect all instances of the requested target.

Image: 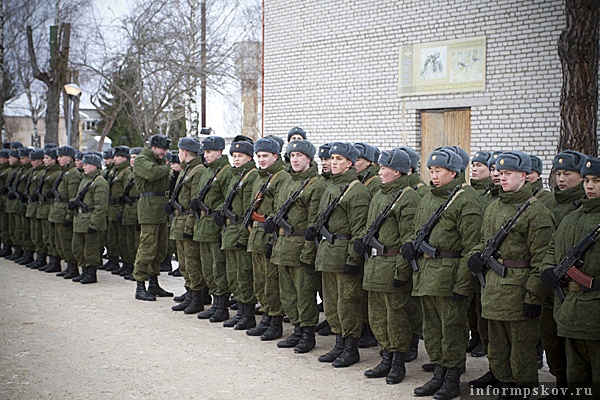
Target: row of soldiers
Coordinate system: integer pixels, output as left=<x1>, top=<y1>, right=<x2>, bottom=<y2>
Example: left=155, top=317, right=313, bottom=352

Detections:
left=2, top=129, right=598, bottom=400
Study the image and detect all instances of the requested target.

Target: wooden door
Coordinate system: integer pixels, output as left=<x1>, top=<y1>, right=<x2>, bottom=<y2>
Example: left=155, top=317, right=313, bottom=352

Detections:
left=420, top=108, right=471, bottom=184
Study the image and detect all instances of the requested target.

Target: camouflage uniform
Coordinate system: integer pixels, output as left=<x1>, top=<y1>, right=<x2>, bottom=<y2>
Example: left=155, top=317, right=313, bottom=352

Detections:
left=17, top=162, right=34, bottom=254
left=132, top=147, right=171, bottom=282
left=28, top=164, right=47, bottom=258
left=36, top=163, right=61, bottom=265
left=247, top=159, right=291, bottom=318
left=361, top=175, right=420, bottom=353
left=108, top=162, right=132, bottom=265
left=541, top=196, right=600, bottom=398
left=474, top=182, right=554, bottom=387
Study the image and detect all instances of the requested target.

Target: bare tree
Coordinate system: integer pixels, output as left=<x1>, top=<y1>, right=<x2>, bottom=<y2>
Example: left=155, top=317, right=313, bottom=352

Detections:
left=558, top=0, right=599, bottom=156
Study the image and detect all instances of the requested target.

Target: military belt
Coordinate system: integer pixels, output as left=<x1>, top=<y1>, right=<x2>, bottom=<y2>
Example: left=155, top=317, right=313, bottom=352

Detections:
left=326, top=233, right=351, bottom=241
left=371, top=248, right=400, bottom=257
left=78, top=207, right=95, bottom=214
left=59, top=198, right=69, bottom=203
left=176, top=210, right=192, bottom=216
left=253, top=221, right=265, bottom=228
left=567, top=280, right=600, bottom=292
left=502, top=260, right=530, bottom=269
left=109, top=197, right=119, bottom=205
left=200, top=210, right=213, bottom=218
left=140, top=191, right=167, bottom=198
left=422, top=250, right=462, bottom=259
left=226, top=218, right=242, bottom=226
left=278, top=227, right=305, bottom=237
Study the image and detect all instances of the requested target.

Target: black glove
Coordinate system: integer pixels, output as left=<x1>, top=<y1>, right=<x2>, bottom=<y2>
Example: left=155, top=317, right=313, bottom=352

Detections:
left=353, top=237, right=366, bottom=255
left=182, top=232, right=193, bottom=240
left=7, top=192, right=15, bottom=200
left=189, top=198, right=200, bottom=212
left=393, top=279, right=408, bottom=288
left=343, top=264, right=360, bottom=276
left=401, top=242, right=415, bottom=261
left=67, top=201, right=77, bottom=210
left=540, top=268, right=561, bottom=289
left=467, top=252, right=486, bottom=275
left=265, top=243, right=273, bottom=259
left=263, top=218, right=276, bottom=234
left=452, top=292, right=468, bottom=301
left=30, top=193, right=39, bottom=202
left=304, top=226, right=317, bottom=241
left=163, top=202, right=174, bottom=215
left=19, top=193, right=27, bottom=202
left=88, top=227, right=97, bottom=234
left=213, top=210, right=226, bottom=227
left=523, top=303, right=542, bottom=319
left=63, top=220, right=73, bottom=227
left=45, top=190, right=53, bottom=199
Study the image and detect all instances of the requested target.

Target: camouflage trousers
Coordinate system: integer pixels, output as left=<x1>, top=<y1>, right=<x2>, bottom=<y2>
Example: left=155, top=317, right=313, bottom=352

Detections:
left=541, top=296, right=568, bottom=382
left=368, top=290, right=412, bottom=353
left=42, top=220, right=57, bottom=257
left=566, top=338, right=600, bottom=400
left=55, top=222, right=75, bottom=264
left=409, top=295, right=423, bottom=336
left=133, top=223, right=167, bottom=282
left=119, top=224, right=137, bottom=264
left=225, top=249, right=255, bottom=304
left=72, top=230, right=102, bottom=268
left=105, top=219, right=119, bottom=257
left=21, top=215, right=34, bottom=251
left=488, top=318, right=539, bottom=387
left=252, top=252, right=284, bottom=317
left=278, top=264, right=319, bottom=327
left=420, top=295, right=469, bottom=369
left=8, top=212, right=21, bottom=246
left=0, top=209, right=9, bottom=245
left=322, top=271, right=363, bottom=339
left=31, top=218, right=46, bottom=254
left=177, top=238, right=205, bottom=291
left=200, top=241, right=228, bottom=296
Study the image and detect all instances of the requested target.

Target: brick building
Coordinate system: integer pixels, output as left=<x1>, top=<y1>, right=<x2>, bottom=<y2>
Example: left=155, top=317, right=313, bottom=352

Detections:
left=262, top=0, right=597, bottom=182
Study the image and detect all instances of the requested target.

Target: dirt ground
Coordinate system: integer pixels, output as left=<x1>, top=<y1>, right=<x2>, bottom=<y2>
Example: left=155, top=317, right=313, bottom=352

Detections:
left=0, top=259, right=552, bottom=400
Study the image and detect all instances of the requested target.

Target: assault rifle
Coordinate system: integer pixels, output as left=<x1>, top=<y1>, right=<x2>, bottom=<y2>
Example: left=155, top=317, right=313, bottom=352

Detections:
left=192, top=166, right=222, bottom=219
left=120, top=178, right=135, bottom=206
left=474, top=199, right=532, bottom=287
left=49, top=170, right=66, bottom=202
left=551, top=223, right=600, bottom=301
left=362, top=189, right=403, bottom=260
left=32, top=169, right=49, bottom=203
left=71, top=177, right=98, bottom=212
left=222, top=169, right=248, bottom=222
left=164, top=165, right=189, bottom=216
left=20, top=171, right=34, bottom=203
left=272, top=177, right=311, bottom=238
left=406, top=185, right=462, bottom=272
left=311, top=182, right=351, bottom=247
left=4, top=168, right=21, bottom=200
left=360, top=169, right=371, bottom=184
left=243, top=172, right=273, bottom=228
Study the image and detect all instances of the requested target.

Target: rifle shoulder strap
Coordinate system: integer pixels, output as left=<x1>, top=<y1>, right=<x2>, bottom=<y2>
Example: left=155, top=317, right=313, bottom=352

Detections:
left=253, top=169, right=285, bottom=201
left=214, top=164, right=231, bottom=181
left=444, top=188, right=465, bottom=210
left=364, top=175, right=378, bottom=186
left=239, top=168, right=257, bottom=186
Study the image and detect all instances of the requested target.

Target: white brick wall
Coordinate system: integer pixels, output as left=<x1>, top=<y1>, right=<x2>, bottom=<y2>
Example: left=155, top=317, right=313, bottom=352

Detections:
left=264, top=0, right=599, bottom=180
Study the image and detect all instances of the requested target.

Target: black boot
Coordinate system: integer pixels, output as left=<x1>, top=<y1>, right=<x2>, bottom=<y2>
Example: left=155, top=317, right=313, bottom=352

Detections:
left=184, top=290, right=205, bottom=314
left=44, top=255, right=61, bottom=273
left=261, top=316, right=284, bottom=341
left=234, top=303, right=256, bottom=330
left=30, top=253, right=47, bottom=269
left=174, top=288, right=190, bottom=303
left=469, top=369, right=498, bottom=389
left=63, top=263, right=80, bottom=279
left=102, top=256, right=118, bottom=271
left=332, top=337, right=360, bottom=368
left=112, top=262, right=128, bottom=275
left=202, top=287, right=212, bottom=304
left=0, top=244, right=12, bottom=257
left=160, top=254, right=172, bottom=272
left=386, top=352, right=406, bottom=385
left=120, top=263, right=134, bottom=278
left=171, top=267, right=182, bottom=277
left=536, top=340, right=544, bottom=369
left=246, top=314, right=271, bottom=336
left=318, top=335, right=345, bottom=362
left=72, top=267, right=88, bottom=282
left=28, top=253, right=45, bottom=268
left=56, top=258, right=69, bottom=276
left=172, top=290, right=192, bottom=311
left=223, top=304, right=243, bottom=328
left=414, top=365, right=447, bottom=396
left=105, top=257, right=121, bottom=272
left=466, top=331, right=480, bottom=353
left=209, top=294, right=230, bottom=323
left=293, top=325, right=315, bottom=353
left=470, top=340, right=485, bottom=357
left=135, top=281, right=156, bottom=301
left=147, top=275, right=173, bottom=297
left=6, top=245, right=21, bottom=260
left=358, top=323, right=378, bottom=348
left=277, top=324, right=303, bottom=348
left=80, top=266, right=97, bottom=284
left=316, top=319, right=333, bottom=336
left=17, top=250, right=34, bottom=265
left=198, top=294, right=219, bottom=319
left=364, top=350, right=392, bottom=378
left=433, top=367, right=462, bottom=400
left=406, top=333, right=420, bottom=362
